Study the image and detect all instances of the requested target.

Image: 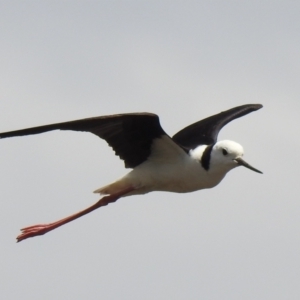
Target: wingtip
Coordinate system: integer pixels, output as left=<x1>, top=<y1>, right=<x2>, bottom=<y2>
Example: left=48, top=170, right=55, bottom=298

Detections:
left=244, top=103, right=263, bottom=112
left=253, top=104, right=263, bottom=110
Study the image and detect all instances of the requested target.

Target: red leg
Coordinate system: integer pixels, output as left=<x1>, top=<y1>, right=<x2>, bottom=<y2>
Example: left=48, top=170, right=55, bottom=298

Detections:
left=16, top=187, right=135, bottom=242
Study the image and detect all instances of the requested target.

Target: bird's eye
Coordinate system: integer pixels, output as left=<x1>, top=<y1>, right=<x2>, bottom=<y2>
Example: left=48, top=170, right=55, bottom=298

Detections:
left=222, top=149, right=228, bottom=156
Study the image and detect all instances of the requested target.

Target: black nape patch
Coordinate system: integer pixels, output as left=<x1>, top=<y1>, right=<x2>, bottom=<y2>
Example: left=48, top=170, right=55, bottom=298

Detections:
left=201, top=144, right=215, bottom=171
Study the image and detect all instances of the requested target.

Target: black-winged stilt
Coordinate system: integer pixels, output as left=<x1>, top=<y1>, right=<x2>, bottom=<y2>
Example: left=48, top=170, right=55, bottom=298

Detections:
left=0, top=104, right=262, bottom=242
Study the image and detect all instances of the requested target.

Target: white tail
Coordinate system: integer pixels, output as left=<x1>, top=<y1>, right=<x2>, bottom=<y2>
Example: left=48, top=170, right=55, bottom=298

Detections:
left=93, top=178, right=132, bottom=195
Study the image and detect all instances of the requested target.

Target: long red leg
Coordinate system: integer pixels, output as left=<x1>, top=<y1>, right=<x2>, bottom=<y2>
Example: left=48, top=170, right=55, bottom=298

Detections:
left=16, top=187, right=135, bottom=242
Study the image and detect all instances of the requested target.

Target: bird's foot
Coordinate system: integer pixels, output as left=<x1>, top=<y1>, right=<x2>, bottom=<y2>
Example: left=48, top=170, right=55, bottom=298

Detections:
left=16, top=223, right=55, bottom=242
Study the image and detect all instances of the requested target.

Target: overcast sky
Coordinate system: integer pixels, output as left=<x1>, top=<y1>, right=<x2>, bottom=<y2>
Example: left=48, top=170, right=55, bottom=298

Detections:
left=0, top=1, right=299, bottom=299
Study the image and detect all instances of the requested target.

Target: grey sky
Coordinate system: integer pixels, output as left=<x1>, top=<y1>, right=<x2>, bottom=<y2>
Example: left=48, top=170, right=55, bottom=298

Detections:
left=1, top=1, right=299, bottom=299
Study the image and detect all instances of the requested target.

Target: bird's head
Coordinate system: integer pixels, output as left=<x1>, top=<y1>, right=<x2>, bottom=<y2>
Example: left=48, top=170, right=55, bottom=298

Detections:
left=210, top=140, right=262, bottom=174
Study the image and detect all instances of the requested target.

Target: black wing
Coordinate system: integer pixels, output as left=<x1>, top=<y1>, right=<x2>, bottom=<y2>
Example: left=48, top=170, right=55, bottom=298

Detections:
left=172, top=104, right=263, bottom=149
left=0, top=113, right=166, bottom=168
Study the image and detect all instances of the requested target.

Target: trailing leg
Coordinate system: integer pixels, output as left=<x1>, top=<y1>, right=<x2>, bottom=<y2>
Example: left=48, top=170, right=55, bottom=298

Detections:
left=16, top=187, right=135, bottom=242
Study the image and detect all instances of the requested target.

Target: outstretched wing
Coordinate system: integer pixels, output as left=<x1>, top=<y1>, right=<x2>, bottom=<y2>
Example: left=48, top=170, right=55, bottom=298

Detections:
left=172, top=104, right=263, bottom=149
left=0, top=113, right=167, bottom=168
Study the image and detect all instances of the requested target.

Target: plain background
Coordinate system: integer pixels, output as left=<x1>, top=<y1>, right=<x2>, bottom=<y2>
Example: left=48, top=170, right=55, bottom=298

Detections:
left=0, top=2, right=299, bottom=299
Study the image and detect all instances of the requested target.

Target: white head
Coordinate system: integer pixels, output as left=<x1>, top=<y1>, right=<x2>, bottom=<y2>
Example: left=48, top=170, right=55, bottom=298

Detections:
left=209, top=140, right=262, bottom=174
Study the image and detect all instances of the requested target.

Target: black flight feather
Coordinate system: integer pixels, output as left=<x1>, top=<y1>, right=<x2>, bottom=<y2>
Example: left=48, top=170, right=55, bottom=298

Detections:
left=172, top=104, right=262, bottom=149
left=0, top=113, right=166, bottom=169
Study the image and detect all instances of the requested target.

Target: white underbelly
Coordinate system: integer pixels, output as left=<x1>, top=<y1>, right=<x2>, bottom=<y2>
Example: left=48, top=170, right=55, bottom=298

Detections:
left=126, top=159, right=226, bottom=194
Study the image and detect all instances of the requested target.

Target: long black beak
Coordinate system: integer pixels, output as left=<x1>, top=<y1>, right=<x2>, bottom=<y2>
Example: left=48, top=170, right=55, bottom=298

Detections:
left=234, top=157, right=263, bottom=174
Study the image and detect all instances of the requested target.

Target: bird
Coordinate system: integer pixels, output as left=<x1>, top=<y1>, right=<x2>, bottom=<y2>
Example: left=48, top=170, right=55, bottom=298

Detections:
left=0, top=104, right=263, bottom=242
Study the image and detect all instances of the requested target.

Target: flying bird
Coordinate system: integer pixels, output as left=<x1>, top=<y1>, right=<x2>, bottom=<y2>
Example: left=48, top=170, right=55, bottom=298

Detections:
left=0, top=104, right=263, bottom=242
